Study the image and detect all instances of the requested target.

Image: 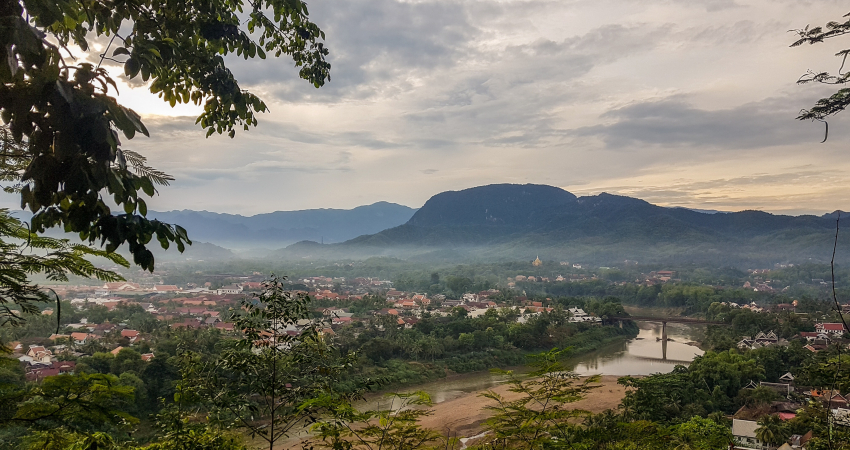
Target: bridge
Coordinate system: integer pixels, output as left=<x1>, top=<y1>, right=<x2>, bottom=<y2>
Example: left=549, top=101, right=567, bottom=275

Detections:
left=609, top=316, right=728, bottom=361
left=611, top=315, right=728, bottom=340
left=615, top=316, right=727, bottom=325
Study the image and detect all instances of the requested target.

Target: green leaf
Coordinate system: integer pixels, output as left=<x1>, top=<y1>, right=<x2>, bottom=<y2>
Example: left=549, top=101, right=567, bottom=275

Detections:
left=124, top=57, right=140, bottom=77
left=140, top=177, right=155, bottom=196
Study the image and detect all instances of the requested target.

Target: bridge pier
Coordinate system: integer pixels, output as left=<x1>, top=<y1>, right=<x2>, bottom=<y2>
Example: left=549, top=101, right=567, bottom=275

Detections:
left=609, top=316, right=729, bottom=362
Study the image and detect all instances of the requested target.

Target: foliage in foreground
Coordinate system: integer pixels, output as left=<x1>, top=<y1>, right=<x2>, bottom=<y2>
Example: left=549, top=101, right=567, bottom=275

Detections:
left=0, top=209, right=128, bottom=329
left=478, top=349, right=600, bottom=448
left=313, top=391, right=459, bottom=450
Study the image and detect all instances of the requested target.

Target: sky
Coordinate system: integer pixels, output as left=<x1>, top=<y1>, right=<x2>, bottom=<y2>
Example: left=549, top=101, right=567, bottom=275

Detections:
left=54, top=0, right=850, bottom=215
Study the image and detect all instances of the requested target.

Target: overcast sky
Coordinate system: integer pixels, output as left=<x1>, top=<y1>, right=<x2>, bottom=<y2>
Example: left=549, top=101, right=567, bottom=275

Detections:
left=68, top=1, right=850, bottom=215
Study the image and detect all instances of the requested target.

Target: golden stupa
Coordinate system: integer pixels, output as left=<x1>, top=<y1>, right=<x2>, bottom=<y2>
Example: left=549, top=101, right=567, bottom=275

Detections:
left=532, top=255, right=543, bottom=266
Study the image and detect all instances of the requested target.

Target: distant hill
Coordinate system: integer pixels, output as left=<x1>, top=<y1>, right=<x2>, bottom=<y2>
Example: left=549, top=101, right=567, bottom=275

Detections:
left=408, top=184, right=576, bottom=227
left=277, top=184, right=849, bottom=266
left=148, top=202, right=417, bottom=249
left=148, top=241, right=235, bottom=262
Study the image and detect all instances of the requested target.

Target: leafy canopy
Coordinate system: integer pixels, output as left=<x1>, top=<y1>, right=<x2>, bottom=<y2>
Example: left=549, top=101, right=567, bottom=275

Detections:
left=792, top=11, right=850, bottom=139
left=0, top=208, right=128, bottom=328
left=478, top=348, right=600, bottom=449
left=0, top=0, right=330, bottom=270
left=184, top=276, right=353, bottom=450
left=314, top=391, right=458, bottom=450
left=3, top=372, right=136, bottom=432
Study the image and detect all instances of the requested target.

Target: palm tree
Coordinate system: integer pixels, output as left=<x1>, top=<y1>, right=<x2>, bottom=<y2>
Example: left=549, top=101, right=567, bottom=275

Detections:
left=421, top=336, right=442, bottom=361
left=755, top=414, right=787, bottom=450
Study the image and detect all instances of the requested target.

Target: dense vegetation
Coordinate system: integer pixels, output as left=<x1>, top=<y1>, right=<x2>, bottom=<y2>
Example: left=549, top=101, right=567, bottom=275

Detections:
left=331, top=300, right=636, bottom=389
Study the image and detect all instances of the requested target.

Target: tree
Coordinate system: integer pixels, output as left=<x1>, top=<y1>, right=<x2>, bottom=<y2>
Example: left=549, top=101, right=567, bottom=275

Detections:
left=186, top=276, right=354, bottom=450
left=447, top=276, right=473, bottom=294
left=19, top=428, right=128, bottom=450
left=477, top=348, right=600, bottom=449
left=755, top=414, right=789, bottom=450
left=0, top=0, right=330, bottom=270
left=139, top=427, right=248, bottom=450
left=4, top=373, right=136, bottom=432
left=792, top=11, right=850, bottom=140
left=0, top=209, right=128, bottom=329
left=313, top=392, right=458, bottom=450
left=619, top=368, right=704, bottom=423
left=670, top=417, right=733, bottom=450
left=687, top=350, right=764, bottom=410
left=740, top=385, right=780, bottom=407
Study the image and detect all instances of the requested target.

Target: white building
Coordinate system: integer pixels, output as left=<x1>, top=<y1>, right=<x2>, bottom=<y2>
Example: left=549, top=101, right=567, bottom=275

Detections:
left=732, top=419, right=766, bottom=450
left=216, top=284, right=243, bottom=295
left=567, top=307, right=601, bottom=323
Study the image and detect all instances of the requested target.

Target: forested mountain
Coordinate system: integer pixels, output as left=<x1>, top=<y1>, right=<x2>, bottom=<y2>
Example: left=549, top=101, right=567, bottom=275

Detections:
left=278, top=184, right=849, bottom=266
left=148, top=202, right=417, bottom=249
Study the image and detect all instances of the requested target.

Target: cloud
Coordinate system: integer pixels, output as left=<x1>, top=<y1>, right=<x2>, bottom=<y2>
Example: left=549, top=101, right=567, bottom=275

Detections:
left=566, top=164, right=850, bottom=214
left=92, top=0, right=850, bottom=216
left=573, top=93, right=834, bottom=150
left=227, top=0, right=476, bottom=102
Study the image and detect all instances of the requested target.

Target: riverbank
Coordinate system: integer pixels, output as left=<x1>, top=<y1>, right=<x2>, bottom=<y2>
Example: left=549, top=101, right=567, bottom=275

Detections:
left=418, top=374, right=628, bottom=438
left=274, top=374, right=629, bottom=449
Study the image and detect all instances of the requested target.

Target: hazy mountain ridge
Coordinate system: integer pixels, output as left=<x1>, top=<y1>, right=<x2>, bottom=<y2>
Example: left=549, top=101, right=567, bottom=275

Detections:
left=278, top=184, right=849, bottom=266
left=148, top=201, right=417, bottom=249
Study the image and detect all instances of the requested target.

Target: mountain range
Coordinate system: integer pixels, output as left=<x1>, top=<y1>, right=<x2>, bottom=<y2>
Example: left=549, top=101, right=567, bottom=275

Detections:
left=148, top=202, right=417, bottom=251
left=275, top=184, right=850, bottom=266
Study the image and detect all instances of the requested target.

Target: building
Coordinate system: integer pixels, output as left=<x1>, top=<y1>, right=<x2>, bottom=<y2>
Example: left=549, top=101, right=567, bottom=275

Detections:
left=738, top=331, right=782, bottom=350
left=153, top=285, right=181, bottom=292
left=800, top=331, right=831, bottom=342
left=103, top=282, right=141, bottom=292
left=567, top=307, right=601, bottom=323
left=26, top=346, right=53, bottom=363
left=24, top=361, right=76, bottom=381
left=121, top=329, right=140, bottom=342
left=815, top=323, right=847, bottom=335
left=216, top=284, right=243, bottom=295
left=732, top=419, right=765, bottom=449
left=332, top=316, right=353, bottom=326
left=215, top=322, right=235, bottom=331
left=532, top=256, right=542, bottom=267
left=462, top=293, right=479, bottom=303
left=70, top=332, right=95, bottom=345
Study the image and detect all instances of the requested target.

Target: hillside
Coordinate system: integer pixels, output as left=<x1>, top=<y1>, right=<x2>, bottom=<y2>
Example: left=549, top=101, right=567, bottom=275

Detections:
left=148, top=201, right=417, bottom=249
left=277, top=184, right=848, bottom=266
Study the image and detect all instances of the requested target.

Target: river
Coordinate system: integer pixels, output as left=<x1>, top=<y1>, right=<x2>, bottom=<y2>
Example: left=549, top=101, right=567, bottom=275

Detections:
left=569, top=321, right=705, bottom=376
left=278, top=321, right=706, bottom=447
left=364, top=320, right=705, bottom=409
